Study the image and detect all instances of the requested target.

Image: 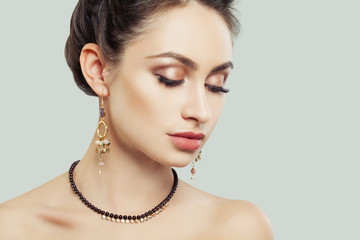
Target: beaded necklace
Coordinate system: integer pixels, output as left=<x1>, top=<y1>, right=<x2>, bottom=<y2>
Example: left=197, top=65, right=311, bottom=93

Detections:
left=69, top=160, right=178, bottom=223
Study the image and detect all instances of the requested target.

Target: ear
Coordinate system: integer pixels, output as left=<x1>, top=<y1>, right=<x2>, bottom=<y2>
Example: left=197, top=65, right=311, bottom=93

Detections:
left=80, top=43, right=109, bottom=97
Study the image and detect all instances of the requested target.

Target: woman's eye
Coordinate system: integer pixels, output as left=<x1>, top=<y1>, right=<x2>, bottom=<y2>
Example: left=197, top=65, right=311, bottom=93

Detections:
left=205, top=84, right=230, bottom=93
left=156, top=75, right=184, bottom=87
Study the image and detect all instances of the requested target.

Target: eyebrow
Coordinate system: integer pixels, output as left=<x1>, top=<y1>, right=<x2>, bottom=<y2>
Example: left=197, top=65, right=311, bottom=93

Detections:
left=210, top=62, right=234, bottom=74
left=146, top=51, right=233, bottom=73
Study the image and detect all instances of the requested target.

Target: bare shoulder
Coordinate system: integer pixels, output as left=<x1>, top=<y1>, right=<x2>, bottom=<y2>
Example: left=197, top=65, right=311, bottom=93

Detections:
left=0, top=202, right=26, bottom=239
left=177, top=180, right=273, bottom=239
left=0, top=173, right=73, bottom=239
left=215, top=199, right=273, bottom=240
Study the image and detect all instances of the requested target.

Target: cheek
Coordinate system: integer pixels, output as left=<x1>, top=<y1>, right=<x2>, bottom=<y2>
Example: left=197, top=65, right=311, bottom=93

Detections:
left=112, top=73, right=160, bottom=126
left=109, top=70, right=180, bottom=134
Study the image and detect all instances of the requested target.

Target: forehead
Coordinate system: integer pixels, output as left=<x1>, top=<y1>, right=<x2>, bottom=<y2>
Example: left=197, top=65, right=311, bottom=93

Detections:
left=123, top=2, right=233, bottom=69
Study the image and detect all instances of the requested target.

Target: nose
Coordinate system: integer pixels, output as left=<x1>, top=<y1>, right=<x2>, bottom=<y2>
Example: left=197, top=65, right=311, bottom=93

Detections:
left=181, top=85, right=212, bottom=124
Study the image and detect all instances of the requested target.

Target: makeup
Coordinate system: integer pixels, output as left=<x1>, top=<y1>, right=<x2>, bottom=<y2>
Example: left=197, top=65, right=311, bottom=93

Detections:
left=168, top=132, right=204, bottom=151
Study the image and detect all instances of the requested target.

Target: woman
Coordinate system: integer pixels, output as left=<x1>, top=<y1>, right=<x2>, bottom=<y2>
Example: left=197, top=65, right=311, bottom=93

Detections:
left=0, top=0, right=272, bottom=239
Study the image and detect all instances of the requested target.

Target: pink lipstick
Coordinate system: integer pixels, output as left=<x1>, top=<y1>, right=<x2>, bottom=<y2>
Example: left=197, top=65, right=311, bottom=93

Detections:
left=168, top=132, right=205, bottom=151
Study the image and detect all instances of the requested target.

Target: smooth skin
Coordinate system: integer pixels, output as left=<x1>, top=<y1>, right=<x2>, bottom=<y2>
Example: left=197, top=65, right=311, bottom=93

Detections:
left=0, top=2, right=273, bottom=239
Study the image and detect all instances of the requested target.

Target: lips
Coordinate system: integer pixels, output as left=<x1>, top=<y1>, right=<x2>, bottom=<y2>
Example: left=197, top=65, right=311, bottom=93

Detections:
left=168, top=132, right=205, bottom=151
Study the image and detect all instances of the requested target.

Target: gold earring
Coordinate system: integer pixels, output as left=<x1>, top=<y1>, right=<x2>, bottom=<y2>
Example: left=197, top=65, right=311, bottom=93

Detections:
left=95, top=95, right=111, bottom=175
left=191, top=150, right=201, bottom=180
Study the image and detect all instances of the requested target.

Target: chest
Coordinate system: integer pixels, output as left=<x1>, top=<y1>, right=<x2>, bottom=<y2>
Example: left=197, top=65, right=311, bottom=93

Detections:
left=35, top=213, right=220, bottom=240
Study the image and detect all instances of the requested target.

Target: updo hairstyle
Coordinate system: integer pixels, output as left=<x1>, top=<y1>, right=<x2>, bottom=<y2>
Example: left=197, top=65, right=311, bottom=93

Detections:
left=65, top=0, right=240, bottom=96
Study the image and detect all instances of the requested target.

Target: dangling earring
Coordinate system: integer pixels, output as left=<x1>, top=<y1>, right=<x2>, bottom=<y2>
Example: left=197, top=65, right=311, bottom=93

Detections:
left=191, top=150, right=201, bottom=180
left=95, top=95, right=111, bottom=175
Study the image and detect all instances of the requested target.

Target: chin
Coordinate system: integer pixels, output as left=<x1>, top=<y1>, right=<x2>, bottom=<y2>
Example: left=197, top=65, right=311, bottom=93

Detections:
left=169, top=161, right=192, bottom=168
left=160, top=153, right=195, bottom=168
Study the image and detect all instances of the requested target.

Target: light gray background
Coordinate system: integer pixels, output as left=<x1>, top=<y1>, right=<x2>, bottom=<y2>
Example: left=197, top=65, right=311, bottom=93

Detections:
left=0, top=1, right=359, bottom=239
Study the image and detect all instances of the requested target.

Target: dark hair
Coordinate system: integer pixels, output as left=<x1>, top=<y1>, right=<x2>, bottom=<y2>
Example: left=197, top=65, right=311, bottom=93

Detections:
left=65, top=0, right=240, bottom=96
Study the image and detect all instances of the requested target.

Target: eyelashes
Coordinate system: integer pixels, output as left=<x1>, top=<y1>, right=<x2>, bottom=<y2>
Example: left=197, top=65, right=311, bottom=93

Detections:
left=156, top=75, right=184, bottom=87
left=205, top=84, right=230, bottom=93
left=156, top=75, right=229, bottom=93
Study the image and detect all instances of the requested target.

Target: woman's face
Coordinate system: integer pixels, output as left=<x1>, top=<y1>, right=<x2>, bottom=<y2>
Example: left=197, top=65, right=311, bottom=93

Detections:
left=107, top=2, right=233, bottom=167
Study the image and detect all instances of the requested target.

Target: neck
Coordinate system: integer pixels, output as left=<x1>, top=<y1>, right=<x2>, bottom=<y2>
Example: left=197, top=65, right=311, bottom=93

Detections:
left=72, top=131, right=175, bottom=215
